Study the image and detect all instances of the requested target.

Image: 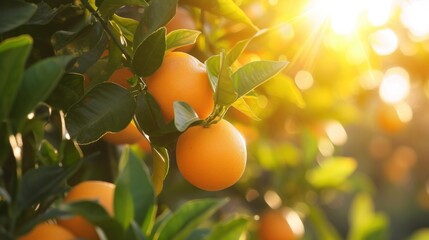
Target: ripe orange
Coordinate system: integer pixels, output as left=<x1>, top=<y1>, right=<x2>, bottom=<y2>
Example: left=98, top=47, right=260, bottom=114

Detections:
left=19, top=223, right=75, bottom=240
left=102, top=121, right=144, bottom=145
left=258, top=209, right=296, bottom=240
left=166, top=7, right=197, bottom=52
left=175, top=119, right=246, bottom=191
left=108, top=67, right=133, bottom=89
left=57, top=181, right=115, bottom=240
left=146, top=52, right=214, bottom=122
left=137, top=136, right=152, bottom=153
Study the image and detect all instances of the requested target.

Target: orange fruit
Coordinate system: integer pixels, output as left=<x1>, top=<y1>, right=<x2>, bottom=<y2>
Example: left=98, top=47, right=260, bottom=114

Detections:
left=146, top=52, right=214, bottom=122
left=57, top=181, right=115, bottom=240
left=175, top=119, right=246, bottom=191
left=19, top=223, right=75, bottom=240
left=376, top=104, right=406, bottom=134
left=166, top=7, right=197, bottom=52
left=102, top=121, right=144, bottom=145
left=108, top=67, right=133, bottom=89
left=137, top=136, right=152, bottom=153
left=258, top=209, right=296, bottom=240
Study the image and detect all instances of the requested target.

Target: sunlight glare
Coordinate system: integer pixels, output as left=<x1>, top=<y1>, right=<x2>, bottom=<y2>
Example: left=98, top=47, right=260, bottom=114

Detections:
left=330, top=1, right=359, bottom=35
left=284, top=209, right=305, bottom=237
left=264, top=190, right=282, bottom=209
left=401, top=0, right=429, bottom=40
left=369, top=28, right=398, bottom=56
left=367, top=0, right=393, bottom=27
left=396, top=102, right=413, bottom=123
left=295, top=70, right=314, bottom=90
left=325, top=121, right=348, bottom=146
left=379, top=67, right=410, bottom=104
left=358, top=70, right=383, bottom=90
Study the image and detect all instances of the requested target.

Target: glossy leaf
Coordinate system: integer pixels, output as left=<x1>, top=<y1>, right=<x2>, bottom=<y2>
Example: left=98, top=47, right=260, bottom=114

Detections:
left=226, top=38, right=251, bottom=66
left=231, top=96, right=261, bottom=121
left=59, top=139, right=83, bottom=166
left=182, top=0, right=257, bottom=30
left=133, top=27, right=166, bottom=77
left=65, top=83, right=136, bottom=144
left=16, top=208, right=70, bottom=236
left=135, top=92, right=181, bottom=147
left=51, top=22, right=108, bottom=73
left=0, top=35, right=32, bottom=120
left=134, top=0, right=177, bottom=48
left=166, top=29, right=201, bottom=52
left=115, top=148, right=156, bottom=230
left=15, top=162, right=81, bottom=215
left=206, top=216, right=250, bottom=240
left=151, top=146, right=169, bottom=195
left=306, top=157, right=357, bottom=188
left=215, top=52, right=237, bottom=106
left=10, top=55, right=74, bottom=123
left=232, top=60, right=288, bottom=98
left=0, top=1, right=37, bottom=33
left=264, top=73, right=305, bottom=108
left=173, top=101, right=200, bottom=132
left=98, top=0, right=148, bottom=19
left=112, top=14, right=139, bottom=42
left=27, top=2, right=69, bottom=25
left=38, top=140, right=58, bottom=165
left=46, top=73, right=85, bottom=111
left=58, top=200, right=124, bottom=239
left=154, top=198, right=229, bottom=240
left=205, top=54, right=220, bottom=92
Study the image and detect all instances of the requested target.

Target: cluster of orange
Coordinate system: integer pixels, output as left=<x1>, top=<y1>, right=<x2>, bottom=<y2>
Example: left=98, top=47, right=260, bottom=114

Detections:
left=20, top=7, right=251, bottom=240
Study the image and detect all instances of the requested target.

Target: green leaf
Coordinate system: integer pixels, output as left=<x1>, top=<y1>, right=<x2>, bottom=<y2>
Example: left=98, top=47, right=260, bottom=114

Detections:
left=58, top=200, right=124, bottom=239
left=307, top=205, right=342, bottom=240
left=151, top=146, right=170, bottom=195
left=59, top=139, right=83, bottom=166
left=98, top=0, right=148, bottom=19
left=15, top=162, right=81, bottom=215
left=51, top=22, right=108, bottom=73
left=0, top=35, right=32, bottom=121
left=46, top=73, right=85, bottom=111
left=27, top=2, right=70, bottom=25
left=182, top=0, right=257, bottom=30
left=65, top=82, right=136, bottom=144
left=0, top=187, right=11, bottom=204
left=134, top=0, right=177, bottom=48
left=215, top=51, right=237, bottom=106
left=231, top=96, right=261, bottom=121
left=112, top=14, right=139, bottom=42
left=0, top=1, right=37, bottom=33
left=154, top=198, right=229, bottom=240
left=348, top=193, right=389, bottom=240
left=232, top=60, right=288, bottom=98
left=10, top=55, right=74, bottom=124
left=16, top=208, right=70, bottom=236
left=205, top=55, right=220, bottom=92
left=115, top=148, right=156, bottom=231
left=133, top=27, right=166, bottom=77
left=38, top=140, right=58, bottom=165
left=173, top=101, right=200, bottom=132
left=226, top=39, right=252, bottom=66
left=134, top=92, right=181, bottom=147
left=264, top=73, right=305, bottom=108
left=206, top=215, right=250, bottom=240
left=408, top=229, right=429, bottom=240
left=166, top=30, right=200, bottom=52
left=306, top=157, right=357, bottom=188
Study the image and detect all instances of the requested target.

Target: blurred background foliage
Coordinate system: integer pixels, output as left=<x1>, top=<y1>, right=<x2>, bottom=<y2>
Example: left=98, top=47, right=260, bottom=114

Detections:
left=3, top=0, right=429, bottom=239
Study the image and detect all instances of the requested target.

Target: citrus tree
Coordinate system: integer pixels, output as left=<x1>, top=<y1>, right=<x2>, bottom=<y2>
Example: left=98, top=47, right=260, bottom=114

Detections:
left=4, top=0, right=429, bottom=239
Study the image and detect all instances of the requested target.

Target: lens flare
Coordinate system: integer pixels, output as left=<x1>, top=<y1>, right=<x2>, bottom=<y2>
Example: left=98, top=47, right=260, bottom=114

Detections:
left=369, top=28, right=398, bottom=56
left=379, top=67, right=410, bottom=104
